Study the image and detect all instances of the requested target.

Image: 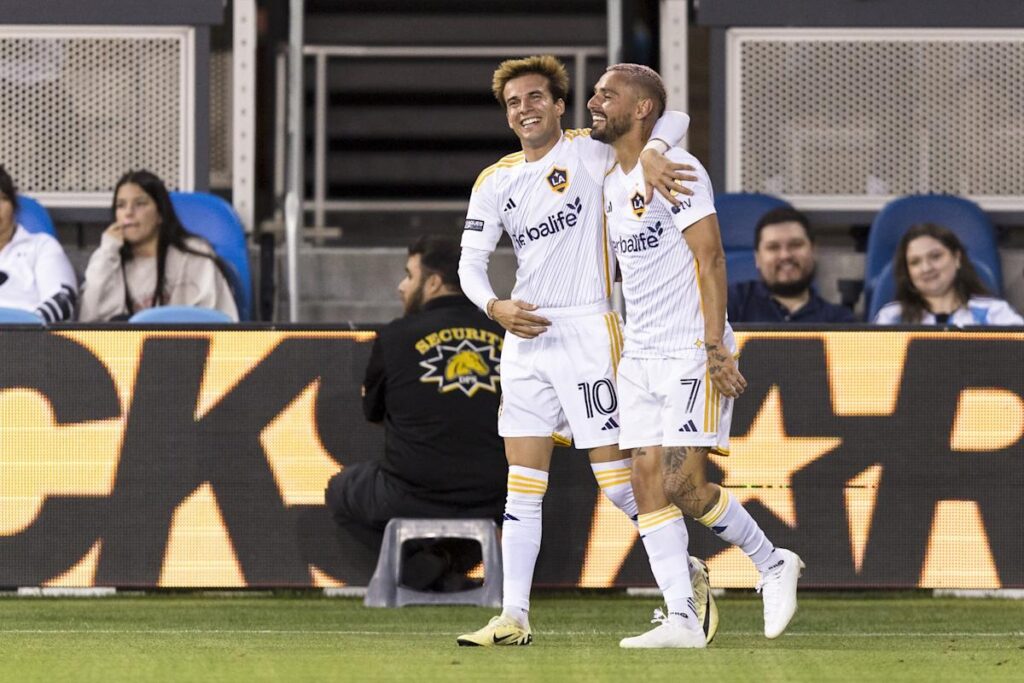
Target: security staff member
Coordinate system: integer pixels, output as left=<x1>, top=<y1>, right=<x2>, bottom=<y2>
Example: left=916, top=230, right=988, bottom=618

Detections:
left=326, top=236, right=506, bottom=589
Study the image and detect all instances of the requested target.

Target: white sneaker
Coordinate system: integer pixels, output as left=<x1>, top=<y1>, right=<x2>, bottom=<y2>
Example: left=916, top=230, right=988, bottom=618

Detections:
left=619, top=608, right=707, bottom=649
left=756, top=548, right=805, bottom=639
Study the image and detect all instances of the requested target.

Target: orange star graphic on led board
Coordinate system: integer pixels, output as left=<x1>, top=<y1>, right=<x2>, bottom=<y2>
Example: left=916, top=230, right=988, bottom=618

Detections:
left=721, top=386, right=842, bottom=527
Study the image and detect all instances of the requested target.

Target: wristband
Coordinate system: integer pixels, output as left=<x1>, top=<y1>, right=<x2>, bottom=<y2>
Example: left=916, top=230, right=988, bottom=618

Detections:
left=642, top=139, right=669, bottom=154
left=485, top=298, right=498, bottom=320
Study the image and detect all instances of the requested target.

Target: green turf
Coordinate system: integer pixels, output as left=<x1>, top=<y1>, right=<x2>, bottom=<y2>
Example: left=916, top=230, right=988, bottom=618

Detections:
left=1, top=593, right=1021, bottom=681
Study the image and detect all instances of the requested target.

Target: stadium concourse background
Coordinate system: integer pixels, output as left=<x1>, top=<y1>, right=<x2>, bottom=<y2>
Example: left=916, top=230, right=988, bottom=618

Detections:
left=0, top=326, right=1021, bottom=590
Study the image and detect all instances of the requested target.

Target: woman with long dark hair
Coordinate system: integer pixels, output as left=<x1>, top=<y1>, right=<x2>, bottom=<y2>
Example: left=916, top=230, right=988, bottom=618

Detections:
left=79, top=170, right=238, bottom=321
left=873, top=223, right=1022, bottom=325
left=0, top=164, right=77, bottom=322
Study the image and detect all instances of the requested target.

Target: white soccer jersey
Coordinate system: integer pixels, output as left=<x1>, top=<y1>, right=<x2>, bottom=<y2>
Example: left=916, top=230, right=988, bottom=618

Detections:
left=606, top=148, right=731, bottom=359
left=461, top=130, right=615, bottom=308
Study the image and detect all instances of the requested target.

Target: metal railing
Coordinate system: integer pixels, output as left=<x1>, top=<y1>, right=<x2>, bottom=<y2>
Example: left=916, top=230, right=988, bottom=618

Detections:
left=275, top=45, right=607, bottom=243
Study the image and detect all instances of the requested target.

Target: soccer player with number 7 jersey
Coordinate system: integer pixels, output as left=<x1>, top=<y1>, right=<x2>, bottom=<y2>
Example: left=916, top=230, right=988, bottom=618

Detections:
left=455, top=55, right=711, bottom=647
left=590, top=63, right=805, bottom=648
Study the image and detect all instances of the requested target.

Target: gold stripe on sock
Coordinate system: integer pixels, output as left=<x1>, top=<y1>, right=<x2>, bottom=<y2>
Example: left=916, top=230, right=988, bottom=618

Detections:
left=507, top=474, right=548, bottom=495
left=507, top=483, right=547, bottom=494
left=596, top=473, right=632, bottom=488
left=638, top=505, right=683, bottom=531
left=507, top=482, right=547, bottom=494
left=594, top=467, right=631, bottom=485
left=696, top=490, right=730, bottom=527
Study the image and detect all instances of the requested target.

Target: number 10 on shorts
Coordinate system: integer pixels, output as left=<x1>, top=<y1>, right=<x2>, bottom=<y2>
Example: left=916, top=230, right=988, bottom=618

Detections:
left=577, top=379, right=618, bottom=418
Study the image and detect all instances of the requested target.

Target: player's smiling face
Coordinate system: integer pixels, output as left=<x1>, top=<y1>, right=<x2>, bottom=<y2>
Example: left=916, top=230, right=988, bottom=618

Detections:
left=503, top=73, right=564, bottom=153
left=587, top=71, right=634, bottom=144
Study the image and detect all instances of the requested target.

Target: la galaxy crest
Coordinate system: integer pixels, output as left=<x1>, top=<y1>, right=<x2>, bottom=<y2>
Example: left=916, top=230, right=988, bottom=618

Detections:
left=547, top=166, right=569, bottom=194
left=630, top=191, right=646, bottom=218
left=418, top=330, right=501, bottom=397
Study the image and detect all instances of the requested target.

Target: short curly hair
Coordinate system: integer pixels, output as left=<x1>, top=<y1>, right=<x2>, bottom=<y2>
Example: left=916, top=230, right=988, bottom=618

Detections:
left=491, top=55, right=569, bottom=109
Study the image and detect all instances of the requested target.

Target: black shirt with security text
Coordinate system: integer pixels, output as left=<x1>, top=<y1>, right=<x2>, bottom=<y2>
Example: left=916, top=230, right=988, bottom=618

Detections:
left=362, top=295, right=506, bottom=507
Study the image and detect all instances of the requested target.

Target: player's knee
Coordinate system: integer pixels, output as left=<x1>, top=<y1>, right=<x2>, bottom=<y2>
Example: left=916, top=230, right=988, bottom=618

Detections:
left=669, top=496, right=704, bottom=519
left=663, top=481, right=718, bottom=518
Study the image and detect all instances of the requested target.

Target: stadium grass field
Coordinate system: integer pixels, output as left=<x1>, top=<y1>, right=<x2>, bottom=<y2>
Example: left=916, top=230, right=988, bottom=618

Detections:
left=1, top=593, right=1021, bottom=681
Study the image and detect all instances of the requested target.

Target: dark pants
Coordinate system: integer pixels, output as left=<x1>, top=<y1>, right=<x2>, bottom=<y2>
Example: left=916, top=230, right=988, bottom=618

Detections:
left=324, top=462, right=503, bottom=589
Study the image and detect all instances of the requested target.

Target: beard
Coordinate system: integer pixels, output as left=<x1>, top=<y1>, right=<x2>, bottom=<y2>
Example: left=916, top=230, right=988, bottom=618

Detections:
left=765, top=264, right=816, bottom=298
left=591, top=112, right=632, bottom=144
left=402, top=281, right=426, bottom=315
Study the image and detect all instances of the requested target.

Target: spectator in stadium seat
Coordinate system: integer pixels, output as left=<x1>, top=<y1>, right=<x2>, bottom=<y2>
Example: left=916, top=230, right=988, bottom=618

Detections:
left=78, top=170, right=238, bottom=322
left=873, top=223, right=1023, bottom=326
left=728, top=207, right=855, bottom=323
left=0, top=165, right=77, bottom=322
left=325, top=236, right=507, bottom=591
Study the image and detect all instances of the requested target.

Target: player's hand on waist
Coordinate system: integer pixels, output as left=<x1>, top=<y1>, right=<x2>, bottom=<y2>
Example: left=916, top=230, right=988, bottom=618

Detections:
left=640, top=148, right=697, bottom=205
left=706, top=344, right=746, bottom=398
left=492, top=299, right=551, bottom=339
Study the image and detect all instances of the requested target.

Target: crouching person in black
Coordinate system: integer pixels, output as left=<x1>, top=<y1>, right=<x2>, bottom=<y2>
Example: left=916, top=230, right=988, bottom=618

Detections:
left=325, top=236, right=506, bottom=591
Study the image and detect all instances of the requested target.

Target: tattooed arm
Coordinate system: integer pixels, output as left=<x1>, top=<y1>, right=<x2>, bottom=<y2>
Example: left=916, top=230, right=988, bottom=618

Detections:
left=682, top=215, right=747, bottom=398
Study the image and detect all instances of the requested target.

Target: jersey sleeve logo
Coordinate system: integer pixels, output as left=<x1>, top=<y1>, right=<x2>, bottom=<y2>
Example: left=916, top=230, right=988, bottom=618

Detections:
left=630, top=191, right=646, bottom=218
left=464, top=218, right=485, bottom=231
left=547, top=167, right=569, bottom=194
left=670, top=197, right=692, bottom=215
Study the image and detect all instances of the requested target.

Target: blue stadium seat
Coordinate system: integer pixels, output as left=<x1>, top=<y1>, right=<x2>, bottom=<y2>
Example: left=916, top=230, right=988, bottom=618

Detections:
left=715, top=193, right=791, bottom=286
left=169, top=192, right=252, bottom=320
left=725, top=250, right=761, bottom=285
left=864, top=195, right=1000, bottom=319
left=14, top=195, right=57, bottom=237
left=128, top=305, right=234, bottom=324
left=0, top=306, right=46, bottom=324
left=714, top=192, right=791, bottom=251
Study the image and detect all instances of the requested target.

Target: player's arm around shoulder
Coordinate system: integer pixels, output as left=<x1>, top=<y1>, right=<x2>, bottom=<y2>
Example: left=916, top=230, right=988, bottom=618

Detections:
left=683, top=214, right=747, bottom=399
left=655, top=149, right=716, bottom=229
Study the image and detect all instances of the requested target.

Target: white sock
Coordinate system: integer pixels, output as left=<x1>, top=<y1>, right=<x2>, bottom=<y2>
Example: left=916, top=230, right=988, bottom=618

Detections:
left=697, top=489, right=777, bottom=572
left=638, top=505, right=697, bottom=625
left=500, top=465, right=548, bottom=626
left=591, top=458, right=638, bottom=528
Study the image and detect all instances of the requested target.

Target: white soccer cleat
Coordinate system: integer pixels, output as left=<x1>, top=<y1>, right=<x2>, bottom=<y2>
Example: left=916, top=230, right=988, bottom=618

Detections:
left=689, top=556, right=719, bottom=645
left=619, top=608, right=707, bottom=649
left=756, top=548, right=805, bottom=639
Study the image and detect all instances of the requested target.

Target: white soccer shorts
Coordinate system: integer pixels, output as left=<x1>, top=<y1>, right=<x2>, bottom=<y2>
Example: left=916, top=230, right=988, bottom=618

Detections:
left=616, top=355, right=733, bottom=454
left=498, top=301, right=624, bottom=449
